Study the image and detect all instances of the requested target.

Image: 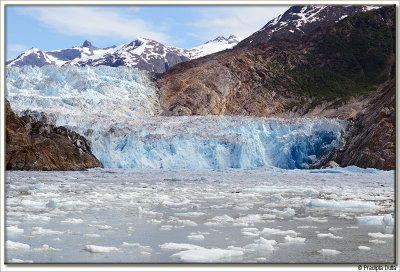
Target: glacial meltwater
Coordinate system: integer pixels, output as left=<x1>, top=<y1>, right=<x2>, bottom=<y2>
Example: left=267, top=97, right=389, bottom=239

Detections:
left=5, top=167, right=394, bottom=263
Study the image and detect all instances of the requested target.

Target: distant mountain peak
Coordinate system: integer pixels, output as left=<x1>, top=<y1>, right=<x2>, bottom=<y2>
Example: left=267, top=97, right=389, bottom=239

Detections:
left=206, top=35, right=240, bottom=44
left=82, top=40, right=93, bottom=47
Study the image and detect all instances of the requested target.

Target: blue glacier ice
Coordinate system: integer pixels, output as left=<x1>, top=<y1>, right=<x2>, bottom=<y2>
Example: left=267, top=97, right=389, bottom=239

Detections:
left=6, top=65, right=345, bottom=170
left=88, top=116, right=344, bottom=169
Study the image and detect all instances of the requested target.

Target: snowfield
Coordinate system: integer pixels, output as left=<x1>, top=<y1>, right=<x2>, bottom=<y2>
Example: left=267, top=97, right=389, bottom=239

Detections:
left=5, top=167, right=394, bottom=263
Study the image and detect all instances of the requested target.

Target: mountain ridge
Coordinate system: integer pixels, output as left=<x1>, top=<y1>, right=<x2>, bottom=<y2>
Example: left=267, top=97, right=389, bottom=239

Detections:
left=6, top=35, right=242, bottom=73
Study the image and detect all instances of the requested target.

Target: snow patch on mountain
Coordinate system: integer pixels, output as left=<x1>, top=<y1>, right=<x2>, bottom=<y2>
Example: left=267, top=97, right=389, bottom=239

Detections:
left=7, top=35, right=242, bottom=72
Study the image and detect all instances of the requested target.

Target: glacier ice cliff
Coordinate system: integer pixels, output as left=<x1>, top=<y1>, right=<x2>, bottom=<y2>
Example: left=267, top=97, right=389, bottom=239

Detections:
left=6, top=65, right=345, bottom=170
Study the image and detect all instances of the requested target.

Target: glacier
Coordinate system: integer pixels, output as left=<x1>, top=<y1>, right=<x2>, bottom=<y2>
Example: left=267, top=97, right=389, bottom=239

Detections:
left=7, top=65, right=345, bottom=170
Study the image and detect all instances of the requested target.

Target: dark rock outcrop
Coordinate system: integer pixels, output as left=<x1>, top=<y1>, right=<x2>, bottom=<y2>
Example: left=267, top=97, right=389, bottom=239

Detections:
left=318, top=80, right=395, bottom=170
left=6, top=100, right=103, bottom=171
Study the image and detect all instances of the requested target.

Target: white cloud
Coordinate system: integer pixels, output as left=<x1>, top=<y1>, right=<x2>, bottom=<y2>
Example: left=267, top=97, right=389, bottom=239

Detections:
left=189, top=6, right=289, bottom=41
left=190, top=17, right=244, bottom=28
left=21, top=7, right=168, bottom=42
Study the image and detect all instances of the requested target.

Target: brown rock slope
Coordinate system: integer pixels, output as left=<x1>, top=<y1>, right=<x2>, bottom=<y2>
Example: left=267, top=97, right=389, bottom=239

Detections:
left=6, top=100, right=103, bottom=171
left=159, top=6, right=395, bottom=118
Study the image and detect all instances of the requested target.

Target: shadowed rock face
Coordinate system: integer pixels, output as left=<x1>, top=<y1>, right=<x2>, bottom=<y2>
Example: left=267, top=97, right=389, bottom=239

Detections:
left=6, top=100, right=103, bottom=171
left=332, top=80, right=395, bottom=170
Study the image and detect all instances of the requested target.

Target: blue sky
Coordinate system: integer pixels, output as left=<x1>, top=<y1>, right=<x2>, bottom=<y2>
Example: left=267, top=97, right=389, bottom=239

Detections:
left=6, top=5, right=289, bottom=59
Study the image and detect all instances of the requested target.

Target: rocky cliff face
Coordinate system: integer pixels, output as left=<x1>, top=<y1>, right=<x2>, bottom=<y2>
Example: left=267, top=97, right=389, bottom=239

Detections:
left=158, top=6, right=395, bottom=170
left=6, top=100, right=103, bottom=171
left=316, top=80, right=395, bottom=170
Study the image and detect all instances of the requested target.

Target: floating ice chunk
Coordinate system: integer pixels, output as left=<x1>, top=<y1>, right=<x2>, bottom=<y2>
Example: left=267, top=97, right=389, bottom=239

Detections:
left=306, top=199, right=378, bottom=210
left=46, top=200, right=57, bottom=208
left=61, top=218, right=83, bottom=224
left=187, top=234, right=205, bottom=241
left=24, top=214, right=51, bottom=222
left=261, top=214, right=276, bottom=220
left=241, top=228, right=260, bottom=236
left=168, top=219, right=197, bottom=227
left=174, top=212, right=206, bottom=218
left=318, top=249, right=341, bottom=255
left=32, top=244, right=62, bottom=252
left=84, top=233, right=100, bottom=238
left=206, top=214, right=234, bottom=225
left=328, top=227, right=342, bottom=231
left=297, top=225, right=317, bottom=229
left=89, top=224, right=112, bottom=230
left=369, top=239, right=387, bottom=244
left=159, top=243, right=203, bottom=251
left=243, top=237, right=277, bottom=252
left=356, top=214, right=394, bottom=226
left=358, top=246, right=371, bottom=251
left=171, top=248, right=244, bottom=262
left=317, top=233, right=343, bottom=239
left=160, top=225, right=173, bottom=231
left=84, top=245, right=119, bottom=253
left=31, top=227, right=63, bottom=235
left=281, top=208, right=295, bottom=216
left=284, top=235, right=305, bottom=243
left=9, top=258, right=33, bottom=263
left=7, top=225, right=24, bottom=234
left=241, top=231, right=260, bottom=237
left=235, top=214, right=263, bottom=224
left=139, top=245, right=152, bottom=252
left=6, top=240, right=30, bottom=250
left=243, top=187, right=317, bottom=195
left=264, top=208, right=295, bottom=217
left=122, top=242, right=141, bottom=247
left=261, top=228, right=297, bottom=236
left=368, top=232, right=393, bottom=239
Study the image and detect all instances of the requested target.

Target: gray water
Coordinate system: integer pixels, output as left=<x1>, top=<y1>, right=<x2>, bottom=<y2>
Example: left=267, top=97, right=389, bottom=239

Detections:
left=5, top=167, right=395, bottom=263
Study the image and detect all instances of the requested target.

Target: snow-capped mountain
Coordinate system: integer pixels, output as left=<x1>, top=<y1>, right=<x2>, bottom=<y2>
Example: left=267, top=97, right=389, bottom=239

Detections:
left=237, top=5, right=381, bottom=47
left=6, top=35, right=242, bottom=73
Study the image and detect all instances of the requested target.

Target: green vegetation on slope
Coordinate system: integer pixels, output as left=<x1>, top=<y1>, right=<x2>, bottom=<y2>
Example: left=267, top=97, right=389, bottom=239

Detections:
left=288, top=6, right=395, bottom=107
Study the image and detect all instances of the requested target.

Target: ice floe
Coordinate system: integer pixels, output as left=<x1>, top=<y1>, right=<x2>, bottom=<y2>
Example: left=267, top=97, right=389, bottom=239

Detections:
left=368, top=232, right=393, bottom=239
left=84, top=245, right=119, bottom=253
left=6, top=240, right=30, bottom=251
left=356, top=214, right=394, bottom=226
left=318, top=249, right=341, bottom=255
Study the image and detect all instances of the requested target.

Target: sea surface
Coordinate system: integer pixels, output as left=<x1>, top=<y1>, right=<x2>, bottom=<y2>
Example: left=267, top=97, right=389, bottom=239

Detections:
left=5, top=167, right=395, bottom=263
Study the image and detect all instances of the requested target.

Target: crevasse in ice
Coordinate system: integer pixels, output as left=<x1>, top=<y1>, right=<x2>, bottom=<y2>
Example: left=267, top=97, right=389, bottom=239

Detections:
left=6, top=65, right=345, bottom=170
